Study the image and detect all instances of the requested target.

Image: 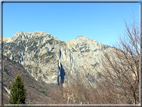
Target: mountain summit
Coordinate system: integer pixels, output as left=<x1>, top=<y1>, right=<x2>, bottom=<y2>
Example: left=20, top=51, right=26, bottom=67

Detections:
left=3, top=31, right=112, bottom=87
left=75, top=35, right=93, bottom=42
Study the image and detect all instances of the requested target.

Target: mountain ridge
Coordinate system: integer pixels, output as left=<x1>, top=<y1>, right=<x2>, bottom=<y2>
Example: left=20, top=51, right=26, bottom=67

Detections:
left=2, top=55, right=58, bottom=104
left=2, top=31, right=102, bottom=45
left=2, top=31, right=112, bottom=87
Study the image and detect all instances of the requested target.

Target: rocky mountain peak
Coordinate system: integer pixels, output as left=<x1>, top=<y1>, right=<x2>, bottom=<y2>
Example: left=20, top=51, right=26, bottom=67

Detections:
left=3, top=31, right=113, bottom=87
left=32, top=31, right=48, bottom=37
left=54, top=36, right=59, bottom=40
left=76, top=35, right=88, bottom=40
left=9, top=31, right=53, bottom=42
left=75, top=35, right=93, bottom=43
left=11, top=31, right=24, bottom=41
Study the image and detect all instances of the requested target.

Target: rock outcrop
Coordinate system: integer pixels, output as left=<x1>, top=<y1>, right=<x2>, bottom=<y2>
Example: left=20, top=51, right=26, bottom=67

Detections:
left=3, top=31, right=113, bottom=87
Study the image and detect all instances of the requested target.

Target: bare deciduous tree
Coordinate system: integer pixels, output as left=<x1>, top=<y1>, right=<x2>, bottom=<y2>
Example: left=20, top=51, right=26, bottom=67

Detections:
left=97, top=19, right=140, bottom=104
left=51, top=18, right=140, bottom=104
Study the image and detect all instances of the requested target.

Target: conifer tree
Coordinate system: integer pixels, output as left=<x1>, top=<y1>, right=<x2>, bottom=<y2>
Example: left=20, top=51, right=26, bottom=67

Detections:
left=9, top=73, right=26, bottom=104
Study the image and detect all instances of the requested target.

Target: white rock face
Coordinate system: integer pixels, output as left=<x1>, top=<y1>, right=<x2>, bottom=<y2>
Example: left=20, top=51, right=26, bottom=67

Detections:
left=4, top=86, right=10, bottom=95
left=3, top=31, right=113, bottom=85
left=11, top=31, right=24, bottom=41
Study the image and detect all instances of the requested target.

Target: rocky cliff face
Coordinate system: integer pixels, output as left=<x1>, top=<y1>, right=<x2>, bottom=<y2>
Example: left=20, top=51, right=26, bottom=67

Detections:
left=2, top=55, right=57, bottom=104
left=2, top=31, right=113, bottom=87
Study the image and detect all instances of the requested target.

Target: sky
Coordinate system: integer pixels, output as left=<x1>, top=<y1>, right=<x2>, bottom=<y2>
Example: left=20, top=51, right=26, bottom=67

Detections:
left=3, top=2, right=139, bottom=46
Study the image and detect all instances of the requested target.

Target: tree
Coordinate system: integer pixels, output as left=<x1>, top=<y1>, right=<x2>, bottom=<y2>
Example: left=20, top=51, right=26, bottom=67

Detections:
left=51, top=18, right=140, bottom=104
left=9, top=73, right=26, bottom=104
left=97, top=18, right=140, bottom=104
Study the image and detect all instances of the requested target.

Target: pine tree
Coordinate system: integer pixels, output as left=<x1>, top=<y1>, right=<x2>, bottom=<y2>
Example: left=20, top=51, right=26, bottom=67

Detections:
left=9, top=72, right=26, bottom=104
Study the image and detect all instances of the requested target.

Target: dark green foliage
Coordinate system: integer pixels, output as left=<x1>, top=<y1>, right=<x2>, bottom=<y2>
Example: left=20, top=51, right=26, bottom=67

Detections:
left=4, top=67, right=8, bottom=72
left=35, top=70, right=38, bottom=77
left=54, top=40, right=65, bottom=46
left=85, top=49, right=90, bottom=52
left=75, top=43, right=79, bottom=48
left=46, top=59, right=50, bottom=63
left=12, top=60, right=17, bottom=64
left=86, top=73, right=89, bottom=78
left=39, top=69, right=42, bottom=73
left=94, top=49, right=99, bottom=52
left=14, top=54, right=20, bottom=61
left=3, top=45, right=8, bottom=50
left=97, top=74, right=101, bottom=79
left=9, top=73, right=26, bottom=104
left=89, top=75, right=95, bottom=82
left=51, top=54, right=55, bottom=59
left=29, top=70, right=32, bottom=74
left=79, top=47, right=84, bottom=51
left=34, top=54, right=38, bottom=59
left=35, top=67, right=38, bottom=72
left=9, top=43, right=17, bottom=50
left=39, top=36, right=44, bottom=41
left=33, top=41, right=38, bottom=46
left=5, top=56, right=12, bottom=62
left=16, top=45, right=25, bottom=50
left=39, top=51, right=55, bottom=61
left=43, top=74, right=47, bottom=79
left=4, top=67, right=9, bottom=74
left=27, top=40, right=33, bottom=46
left=59, top=41, right=66, bottom=46
left=26, top=40, right=38, bottom=51
left=48, top=38, right=54, bottom=45
left=27, top=45, right=38, bottom=51
left=80, top=51, right=84, bottom=53
left=26, top=65, right=32, bottom=69
left=48, top=51, right=55, bottom=56
left=72, top=48, right=77, bottom=52
left=40, top=38, right=54, bottom=49
left=81, top=49, right=90, bottom=53
left=55, top=40, right=59, bottom=44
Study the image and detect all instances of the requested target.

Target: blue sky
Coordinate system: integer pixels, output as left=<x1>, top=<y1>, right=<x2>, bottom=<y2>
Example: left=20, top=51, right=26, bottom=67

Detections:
left=3, top=2, right=139, bottom=46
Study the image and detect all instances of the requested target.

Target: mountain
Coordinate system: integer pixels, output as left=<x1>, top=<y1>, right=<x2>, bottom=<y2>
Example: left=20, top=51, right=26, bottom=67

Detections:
left=2, top=31, right=113, bottom=88
left=2, top=55, right=58, bottom=104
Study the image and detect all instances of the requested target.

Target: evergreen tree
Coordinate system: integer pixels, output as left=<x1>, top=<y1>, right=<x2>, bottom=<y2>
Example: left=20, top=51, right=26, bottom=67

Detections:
left=9, top=72, right=26, bottom=104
